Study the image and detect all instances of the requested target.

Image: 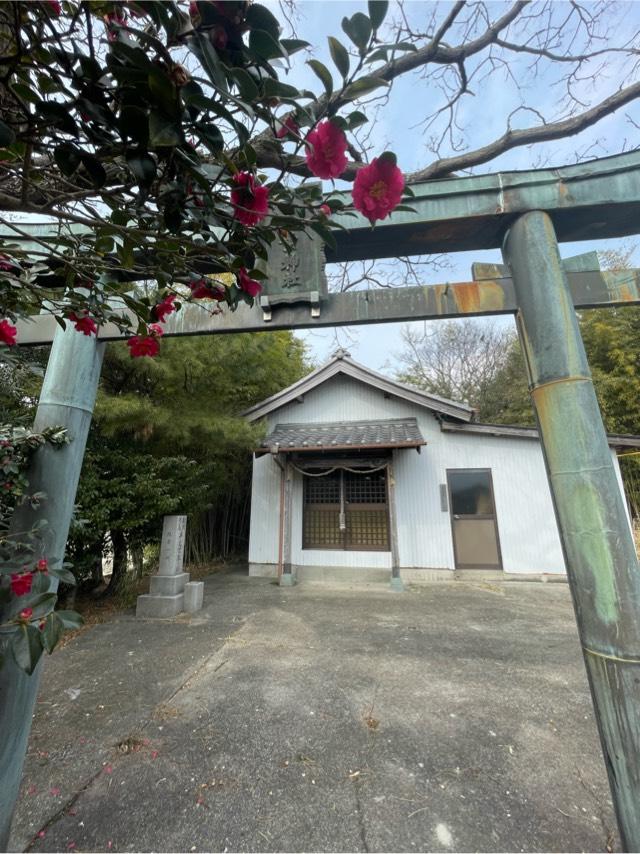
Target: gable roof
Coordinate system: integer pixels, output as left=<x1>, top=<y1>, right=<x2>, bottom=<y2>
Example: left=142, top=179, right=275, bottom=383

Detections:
left=243, top=350, right=474, bottom=423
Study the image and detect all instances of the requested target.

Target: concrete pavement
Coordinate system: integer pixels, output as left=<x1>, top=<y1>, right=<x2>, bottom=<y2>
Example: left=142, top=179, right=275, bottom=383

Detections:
left=9, top=570, right=618, bottom=852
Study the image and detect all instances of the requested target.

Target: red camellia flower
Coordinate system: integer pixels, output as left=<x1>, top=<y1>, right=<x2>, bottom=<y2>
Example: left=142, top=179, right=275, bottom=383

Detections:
left=37, top=559, right=49, bottom=573
left=19, top=608, right=33, bottom=622
left=319, top=204, right=331, bottom=217
left=68, top=311, right=98, bottom=337
left=11, top=572, right=33, bottom=597
left=127, top=324, right=163, bottom=358
left=43, top=0, right=61, bottom=14
left=305, top=120, right=348, bottom=180
left=231, top=172, right=269, bottom=227
left=189, top=278, right=227, bottom=301
left=0, top=319, right=17, bottom=347
left=237, top=268, right=262, bottom=299
left=352, top=155, right=405, bottom=224
left=276, top=115, right=299, bottom=140
left=153, top=293, right=177, bottom=323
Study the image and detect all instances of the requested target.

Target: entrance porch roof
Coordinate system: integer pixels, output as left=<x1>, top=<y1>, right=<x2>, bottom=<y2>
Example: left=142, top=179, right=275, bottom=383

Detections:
left=256, top=417, right=426, bottom=456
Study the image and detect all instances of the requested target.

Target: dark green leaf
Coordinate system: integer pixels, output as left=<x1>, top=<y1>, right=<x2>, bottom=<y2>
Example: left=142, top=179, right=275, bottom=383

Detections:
left=36, top=101, right=78, bottom=135
left=390, top=204, right=417, bottom=213
left=182, top=80, right=204, bottom=120
left=246, top=3, right=281, bottom=39
left=55, top=610, right=84, bottom=631
left=262, top=78, right=304, bottom=100
left=368, top=0, right=388, bottom=30
left=191, top=33, right=228, bottom=93
left=347, top=110, right=368, bottom=130
left=11, top=625, right=44, bottom=675
left=54, top=143, right=81, bottom=177
left=197, top=123, right=223, bottom=154
left=308, top=220, right=337, bottom=252
left=148, top=67, right=178, bottom=115
left=48, top=566, right=76, bottom=585
left=80, top=154, right=107, bottom=189
left=228, top=67, right=260, bottom=101
left=149, top=112, right=181, bottom=147
left=342, top=76, right=388, bottom=101
left=126, top=151, right=157, bottom=187
left=42, top=612, right=64, bottom=654
left=307, top=60, right=333, bottom=97
left=342, top=13, right=372, bottom=51
left=328, top=37, right=350, bottom=79
left=249, top=29, right=286, bottom=60
left=280, top=39, right=310, bottom=55
left=119, top=105, right=149, bottom=144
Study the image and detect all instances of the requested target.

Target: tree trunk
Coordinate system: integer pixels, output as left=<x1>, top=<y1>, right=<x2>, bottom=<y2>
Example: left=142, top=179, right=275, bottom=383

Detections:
left=131, top=543, right=144, bottom=579
left=105, top=529, right=128, bottom=596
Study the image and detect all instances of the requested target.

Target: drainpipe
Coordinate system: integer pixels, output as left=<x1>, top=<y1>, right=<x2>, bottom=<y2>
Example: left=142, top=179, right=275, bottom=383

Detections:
left=0, top=325, right=105, bottom=849
left=503, top=210, right=640, bottom=851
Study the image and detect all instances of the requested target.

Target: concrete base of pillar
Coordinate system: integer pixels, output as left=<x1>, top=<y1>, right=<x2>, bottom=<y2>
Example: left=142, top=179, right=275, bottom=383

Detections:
left=184, top=581, right=204, bottom=613
left=279, top=573, right=296, bottom=587
left=150, top=572, right=190, bottom=596
left=389, top=576, right=405, bottom=592
left=136, top=592, right=185, bottom=619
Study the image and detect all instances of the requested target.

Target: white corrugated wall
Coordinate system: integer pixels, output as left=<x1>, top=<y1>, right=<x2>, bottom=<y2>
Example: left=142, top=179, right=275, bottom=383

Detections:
left=248, top=373, right=630, bottom=576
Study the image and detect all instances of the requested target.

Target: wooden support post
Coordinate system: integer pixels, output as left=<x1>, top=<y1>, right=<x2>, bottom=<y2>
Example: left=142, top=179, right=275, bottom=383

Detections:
left=0, top=325, right=105, bottom=849
left=503, top=210, right=640, bottom=851
left=387, top=461, right=403, bottom=591
left=280, top=458, right=295, bottom=586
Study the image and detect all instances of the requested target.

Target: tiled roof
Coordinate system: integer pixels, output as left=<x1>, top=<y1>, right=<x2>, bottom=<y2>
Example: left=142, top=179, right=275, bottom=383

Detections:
left=259, top=418, right=426, bottom=454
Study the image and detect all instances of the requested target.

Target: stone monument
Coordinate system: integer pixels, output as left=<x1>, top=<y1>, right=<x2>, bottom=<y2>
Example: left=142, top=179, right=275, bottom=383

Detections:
left=136, top=515, right=197, bottom=618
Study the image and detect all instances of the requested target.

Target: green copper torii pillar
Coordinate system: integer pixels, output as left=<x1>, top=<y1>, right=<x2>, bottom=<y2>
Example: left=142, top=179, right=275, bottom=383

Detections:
left=0, top=325, right=104, bottom=850
left=503, top=211, right=640, bottom=851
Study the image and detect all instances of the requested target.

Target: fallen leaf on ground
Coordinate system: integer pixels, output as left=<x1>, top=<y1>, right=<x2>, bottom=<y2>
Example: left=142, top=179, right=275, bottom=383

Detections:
left=50, top=788, right=60, bottom=796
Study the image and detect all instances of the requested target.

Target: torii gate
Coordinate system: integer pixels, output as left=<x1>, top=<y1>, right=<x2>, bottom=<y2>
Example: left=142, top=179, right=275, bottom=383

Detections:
left=2, top=149, right=640, bottom=850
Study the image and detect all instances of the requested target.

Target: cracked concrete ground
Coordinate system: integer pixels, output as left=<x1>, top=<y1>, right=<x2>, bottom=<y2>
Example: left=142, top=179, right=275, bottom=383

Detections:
left=9, top=569, right=618, bottom=853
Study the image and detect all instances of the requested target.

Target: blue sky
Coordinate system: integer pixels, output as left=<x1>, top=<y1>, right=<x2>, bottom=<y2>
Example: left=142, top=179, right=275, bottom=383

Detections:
left=265, top=1, right=640, bottom=371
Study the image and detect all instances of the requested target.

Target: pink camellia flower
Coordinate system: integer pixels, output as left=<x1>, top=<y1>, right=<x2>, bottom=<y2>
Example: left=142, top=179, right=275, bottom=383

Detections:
left=37, top=559, right=49, bottom=573
left=231, top=172, right=269, bottom=227
left=210, top=26, right=228, bottom=50
left=352, top=155, right=405, bottom=224
left=11, top=572, right=33, bottom=597
left=127, top=324, right=163, bottom=358
left=152, top=293, right=177, bottom=323
left=189, top=1, right=199, bottom=18
left=237, top=268, right=262, bottom=299
left=319, top=204, right=331, bottom=217
left=276, top=115, right=299, bottom=140
left=0, top=254, right=17, bottom=273
left=189, top=278, right=226, bottom=301
left=305, top=120, right=348, bottom=180
left=68, top=311, right=98, bottom=337
left=19, top=607, right=33, bottom=622
left=105, top=10, right=126, bottom=42
left=0, top=319, right=17, bottom=346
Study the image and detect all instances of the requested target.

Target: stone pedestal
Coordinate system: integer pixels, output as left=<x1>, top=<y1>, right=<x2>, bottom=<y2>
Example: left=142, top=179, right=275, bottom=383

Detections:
left=137, top=516, right=190, bottom=619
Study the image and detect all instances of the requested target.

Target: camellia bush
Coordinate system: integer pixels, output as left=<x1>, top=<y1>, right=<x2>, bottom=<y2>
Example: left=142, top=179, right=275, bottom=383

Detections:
left=0, top=0, right=412, bottom=671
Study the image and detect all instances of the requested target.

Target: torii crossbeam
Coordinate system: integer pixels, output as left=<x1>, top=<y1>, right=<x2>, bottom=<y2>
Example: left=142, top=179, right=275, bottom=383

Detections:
left=2, top=150, right=640, bottom=850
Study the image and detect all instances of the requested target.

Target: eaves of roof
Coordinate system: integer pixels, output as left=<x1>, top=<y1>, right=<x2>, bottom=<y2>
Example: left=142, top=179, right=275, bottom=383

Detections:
left=441, top=420, right=640, bottom=448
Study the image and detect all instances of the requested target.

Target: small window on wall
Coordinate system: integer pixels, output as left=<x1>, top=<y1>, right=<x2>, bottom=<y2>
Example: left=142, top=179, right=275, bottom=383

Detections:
left=303, top=469, right=390, bottom=551
left=448, top=470, right=496, bottom=516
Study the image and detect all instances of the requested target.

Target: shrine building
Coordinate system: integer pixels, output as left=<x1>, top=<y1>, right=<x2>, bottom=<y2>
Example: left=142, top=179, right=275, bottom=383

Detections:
left=244, top=349, right=639, bottom=585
